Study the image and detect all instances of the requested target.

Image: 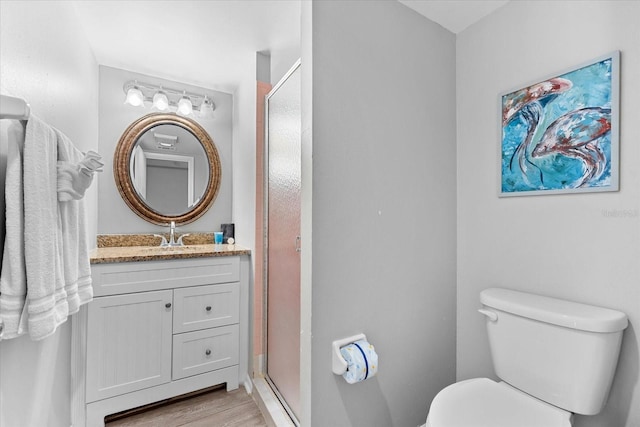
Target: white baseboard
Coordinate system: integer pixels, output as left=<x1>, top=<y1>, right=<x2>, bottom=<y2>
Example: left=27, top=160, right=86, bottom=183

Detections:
left=243, top=373, right=253, bottom=394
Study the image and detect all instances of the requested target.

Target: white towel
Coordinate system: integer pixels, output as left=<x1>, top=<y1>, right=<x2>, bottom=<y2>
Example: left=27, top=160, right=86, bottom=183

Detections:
left=0, top=121, right=28, bottom=339
left=55, top=128, right=93, bottom=314
left=23, top=114, right=68, bottom=340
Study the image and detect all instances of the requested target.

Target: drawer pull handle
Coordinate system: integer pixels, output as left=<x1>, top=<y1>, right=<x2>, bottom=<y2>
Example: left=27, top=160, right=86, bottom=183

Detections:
left=205, top=349, right=212, bottom=356
left=165, top=303, right=172, bottom=309
left=205, top=306, right=212, bottom=312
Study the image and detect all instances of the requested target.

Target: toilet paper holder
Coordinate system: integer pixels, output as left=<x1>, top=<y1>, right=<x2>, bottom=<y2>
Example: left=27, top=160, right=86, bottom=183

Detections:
left=332, top=333, right=367, bottom=375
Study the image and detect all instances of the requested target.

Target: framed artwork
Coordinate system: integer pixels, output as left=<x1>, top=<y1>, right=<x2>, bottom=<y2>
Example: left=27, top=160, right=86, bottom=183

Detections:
left=500, top=51, right=619, bottom=196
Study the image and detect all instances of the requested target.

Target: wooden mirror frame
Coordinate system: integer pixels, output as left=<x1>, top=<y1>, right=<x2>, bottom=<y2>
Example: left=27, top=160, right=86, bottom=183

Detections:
left=114, top=113, right=221, bottom=225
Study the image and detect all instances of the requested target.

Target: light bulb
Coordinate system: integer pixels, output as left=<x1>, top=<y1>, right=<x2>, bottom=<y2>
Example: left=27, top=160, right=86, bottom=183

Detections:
left=152, top=90, right=169, bottom=111
left=124, top=86, right=144, bottom=107
left=177, top=95, right=193, bottom=115
left=200, top=96, right=215, bottom=118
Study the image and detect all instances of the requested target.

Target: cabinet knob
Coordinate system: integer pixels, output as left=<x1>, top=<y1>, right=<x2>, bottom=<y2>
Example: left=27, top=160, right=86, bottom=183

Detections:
left=165, top=303, right=172, bottom=309
left=205, top=349, right=211, bottom=356
left=205, top=306, right=212, bottom=312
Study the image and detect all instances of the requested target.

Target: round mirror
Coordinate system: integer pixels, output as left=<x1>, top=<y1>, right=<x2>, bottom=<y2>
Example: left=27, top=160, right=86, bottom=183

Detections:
left=114, top=113, right=221, bottom=225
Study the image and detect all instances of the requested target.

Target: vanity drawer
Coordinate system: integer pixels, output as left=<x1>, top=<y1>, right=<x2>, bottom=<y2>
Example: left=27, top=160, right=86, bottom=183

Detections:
left=173, top=283, right=239, bottom=333
left=172, top=325, right=239, bottom=380
left=92, top=257, right=240, bottom=296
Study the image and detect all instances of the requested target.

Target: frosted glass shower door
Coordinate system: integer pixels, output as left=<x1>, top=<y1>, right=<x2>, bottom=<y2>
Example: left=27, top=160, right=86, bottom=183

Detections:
left=265, top=62, right=301, bottom=420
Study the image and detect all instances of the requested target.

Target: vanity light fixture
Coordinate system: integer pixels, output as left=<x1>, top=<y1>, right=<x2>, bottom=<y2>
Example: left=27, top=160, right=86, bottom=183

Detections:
left=177, top=92, right=193, bottom=116
left=200, top=96, right=215, bottom=118
left=124, top=82, right=145, bottom=107
left=122, top=80, right=216, bottom=118
left=152, top=89, right=169, bottom=111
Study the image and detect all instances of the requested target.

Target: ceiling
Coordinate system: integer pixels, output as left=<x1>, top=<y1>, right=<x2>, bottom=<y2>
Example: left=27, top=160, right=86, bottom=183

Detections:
left=72, top=1, right=508, bottom=93
left=72, top=0, right=302, bottom=93
left=399, top=0, right=509, bottom=33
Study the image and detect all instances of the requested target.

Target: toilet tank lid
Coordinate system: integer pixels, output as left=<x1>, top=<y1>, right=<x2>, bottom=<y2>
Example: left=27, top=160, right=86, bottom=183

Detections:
left=480, top=288, right=628, bottom=333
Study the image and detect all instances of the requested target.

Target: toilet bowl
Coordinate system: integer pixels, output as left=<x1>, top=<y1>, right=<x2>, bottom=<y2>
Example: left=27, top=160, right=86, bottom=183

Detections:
left=424, top=288, right=628, bottom=427
left=425, top=378, right=572, bottom=427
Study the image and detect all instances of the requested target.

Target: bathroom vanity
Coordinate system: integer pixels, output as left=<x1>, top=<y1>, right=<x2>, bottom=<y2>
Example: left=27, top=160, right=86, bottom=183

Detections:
left=71, top=243, right=250, bottom=427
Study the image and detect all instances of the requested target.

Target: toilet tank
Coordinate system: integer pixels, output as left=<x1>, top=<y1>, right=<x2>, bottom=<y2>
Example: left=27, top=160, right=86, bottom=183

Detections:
left=480, top=288, right=628, bottom=415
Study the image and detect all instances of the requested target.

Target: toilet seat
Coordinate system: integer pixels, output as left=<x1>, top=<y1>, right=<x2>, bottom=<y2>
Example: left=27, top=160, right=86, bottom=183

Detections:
left=426, top=378, right=573, bottom=427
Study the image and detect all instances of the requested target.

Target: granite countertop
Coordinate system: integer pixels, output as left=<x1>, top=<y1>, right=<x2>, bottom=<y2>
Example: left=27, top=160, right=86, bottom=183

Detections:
left=90, top=233, right=250, bottom=264
left=90, top=244, right=250, bottom=264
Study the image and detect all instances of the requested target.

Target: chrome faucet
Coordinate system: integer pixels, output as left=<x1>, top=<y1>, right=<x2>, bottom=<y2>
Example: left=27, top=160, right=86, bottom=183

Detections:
left=169, top=221, right=176, bottom=245
left=175, top=233, right=189, bottom=246
left=154, top=221, right=189, bottom=247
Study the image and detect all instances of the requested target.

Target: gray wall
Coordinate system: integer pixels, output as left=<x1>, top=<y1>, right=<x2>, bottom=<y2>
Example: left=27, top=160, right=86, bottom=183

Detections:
left=309, top=1, right=457, bottom=426
left=0, top=2, right=99, bottom=426
left=98, top=65, right=233, bottom=234
left=456, top=2, right=640, bottom=427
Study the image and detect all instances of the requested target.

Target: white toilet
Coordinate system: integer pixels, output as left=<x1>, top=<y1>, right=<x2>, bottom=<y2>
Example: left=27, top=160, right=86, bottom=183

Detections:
left=426, top=288, right=628, bottom=427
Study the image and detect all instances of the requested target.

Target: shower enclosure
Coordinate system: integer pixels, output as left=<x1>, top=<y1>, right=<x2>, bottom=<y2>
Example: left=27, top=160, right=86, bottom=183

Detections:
left=264, top=61, right=301, bottom=422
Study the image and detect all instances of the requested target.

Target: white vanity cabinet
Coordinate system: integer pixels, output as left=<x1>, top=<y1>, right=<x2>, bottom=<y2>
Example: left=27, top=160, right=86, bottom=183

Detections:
left=72, top=255, right=248, bottom=427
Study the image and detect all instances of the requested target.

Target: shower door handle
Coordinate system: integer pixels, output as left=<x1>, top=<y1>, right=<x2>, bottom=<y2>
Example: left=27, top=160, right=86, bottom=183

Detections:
left=295, top=236, right=301, bottom=252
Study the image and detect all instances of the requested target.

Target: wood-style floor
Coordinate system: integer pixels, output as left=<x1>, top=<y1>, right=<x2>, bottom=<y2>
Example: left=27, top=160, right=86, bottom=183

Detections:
left=105, top=386, right=268, bottom=427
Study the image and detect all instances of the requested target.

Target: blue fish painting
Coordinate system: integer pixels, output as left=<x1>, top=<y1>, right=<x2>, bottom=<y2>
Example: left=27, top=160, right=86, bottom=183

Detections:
left=500, top=53, right=618, bottom=195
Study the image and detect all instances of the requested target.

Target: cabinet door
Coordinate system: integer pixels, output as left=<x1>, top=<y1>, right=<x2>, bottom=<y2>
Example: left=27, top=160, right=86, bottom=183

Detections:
left=86, top=290, right=173, bottom=402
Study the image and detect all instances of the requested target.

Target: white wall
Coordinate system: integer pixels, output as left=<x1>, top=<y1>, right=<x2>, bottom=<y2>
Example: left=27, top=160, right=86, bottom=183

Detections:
left=0, top=2, right=99, bottom=426
left=98, top=66, right=233, bottom=234
left=266, top=0, right=301, bottom=86
left=309, top=1, right=457, bottom=426
left=231, top=67, right=257, bottom=266
left=456, top=2, right=640, bottom=426
left=271, top=48, right=302, bottom=87
left=230, top=66, right=258, bottom=391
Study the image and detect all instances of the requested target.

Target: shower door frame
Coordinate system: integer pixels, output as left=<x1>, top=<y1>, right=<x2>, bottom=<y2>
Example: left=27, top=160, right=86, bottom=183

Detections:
left=262, top=59, right=302, bottom=427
